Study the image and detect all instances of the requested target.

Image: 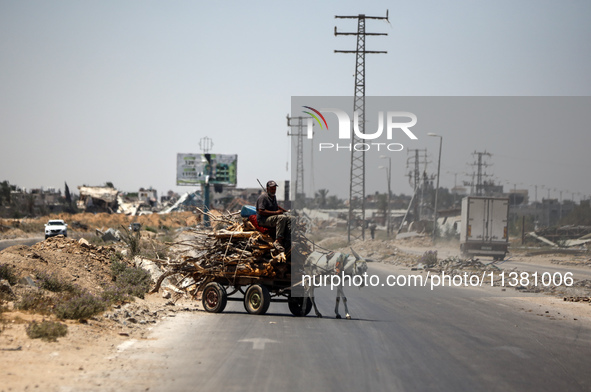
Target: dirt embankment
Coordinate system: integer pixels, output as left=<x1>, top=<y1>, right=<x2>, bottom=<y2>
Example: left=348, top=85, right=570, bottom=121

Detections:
left=0, top=211, right=202, bottom=391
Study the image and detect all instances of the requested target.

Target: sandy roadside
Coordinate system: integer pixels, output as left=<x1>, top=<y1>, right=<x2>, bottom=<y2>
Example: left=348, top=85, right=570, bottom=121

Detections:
left=0, top=294, right=201, bottom=392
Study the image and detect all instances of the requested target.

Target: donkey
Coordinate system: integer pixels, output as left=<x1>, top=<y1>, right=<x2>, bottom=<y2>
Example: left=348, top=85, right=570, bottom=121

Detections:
left=301, top=249, right=368, bottom=319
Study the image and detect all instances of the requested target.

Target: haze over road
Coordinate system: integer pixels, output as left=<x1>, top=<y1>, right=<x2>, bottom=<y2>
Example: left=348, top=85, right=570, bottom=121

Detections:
left=109, top=262, right=591, bottom=391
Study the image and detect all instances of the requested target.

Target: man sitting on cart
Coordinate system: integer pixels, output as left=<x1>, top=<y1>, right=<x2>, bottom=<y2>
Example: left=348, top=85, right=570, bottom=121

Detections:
left=256, top=180, right=290, bottom=252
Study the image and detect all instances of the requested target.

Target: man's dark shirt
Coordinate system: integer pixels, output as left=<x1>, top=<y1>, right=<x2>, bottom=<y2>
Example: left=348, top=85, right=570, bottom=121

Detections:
left=256, top=192, right=278, bottom=226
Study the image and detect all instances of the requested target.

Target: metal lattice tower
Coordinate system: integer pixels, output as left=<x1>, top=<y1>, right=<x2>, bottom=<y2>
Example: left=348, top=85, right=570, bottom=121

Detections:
left=287, top=116, right=308, bottom=205
left=335, top=11, right=388, bottom=243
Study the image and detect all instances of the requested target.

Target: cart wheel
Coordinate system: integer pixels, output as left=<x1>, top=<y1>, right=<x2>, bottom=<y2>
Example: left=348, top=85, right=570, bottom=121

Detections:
left=202, top=282, right=227, bottom=313
left=244, top=284, right=270, bottom=315
left=288, top=296, right=312, bottom=317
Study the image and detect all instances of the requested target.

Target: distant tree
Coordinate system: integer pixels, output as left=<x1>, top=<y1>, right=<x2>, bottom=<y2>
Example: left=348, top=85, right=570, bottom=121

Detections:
left=64, top=182, right=72, bottom=205
left=315, top=189, right=329, bottom=208
left=436, top=187, right=458, bottom=210
left=325, top=195, right=342, bottom=209
left=0, top=180, right=11, bottom=206
left=105, top=182, right=115, bottom=188
left=25, top=194, right=35, bottom=216
left=376, top=193, right=388, bottom=219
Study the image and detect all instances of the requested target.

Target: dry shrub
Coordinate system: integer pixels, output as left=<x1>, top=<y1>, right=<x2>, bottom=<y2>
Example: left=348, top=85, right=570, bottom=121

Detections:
left=53, top=291, right=106, bottom=320
left=100, top=285, right=133, bottom=305
left=0, top=263, right=18, bottom=285
left=15, top=290, right=56, bottom=315
left=419, top=250, right=438, bottom=267
left=26, top=320, right=68, bottom=342
left=35, top=271, right=79, bottom=293
left=110, top=259, right=151, bottom=299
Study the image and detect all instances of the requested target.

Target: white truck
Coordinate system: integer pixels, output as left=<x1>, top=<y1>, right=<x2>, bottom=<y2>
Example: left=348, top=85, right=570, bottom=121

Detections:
left=460, top=196, right=509, bottom=260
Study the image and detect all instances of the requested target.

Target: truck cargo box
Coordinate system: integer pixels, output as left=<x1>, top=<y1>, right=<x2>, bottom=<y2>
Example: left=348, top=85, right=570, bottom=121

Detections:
left=460, top=196, right=509, bottom=260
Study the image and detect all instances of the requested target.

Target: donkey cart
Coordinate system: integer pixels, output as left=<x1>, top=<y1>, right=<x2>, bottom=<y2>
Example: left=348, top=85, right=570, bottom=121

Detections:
left=198, top=273, right=312, bottom=316
left=151, top=211, right=313, bottom=316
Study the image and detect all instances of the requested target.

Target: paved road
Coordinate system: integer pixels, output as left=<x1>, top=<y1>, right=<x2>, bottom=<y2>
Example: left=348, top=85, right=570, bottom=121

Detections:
left=0, top=237, right=43, bottom=251
left=112, top=262, right=591, bottom=392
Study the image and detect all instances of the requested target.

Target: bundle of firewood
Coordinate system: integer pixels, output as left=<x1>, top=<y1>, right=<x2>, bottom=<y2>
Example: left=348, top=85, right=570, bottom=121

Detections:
left=151, top=210, right=312, bottom=294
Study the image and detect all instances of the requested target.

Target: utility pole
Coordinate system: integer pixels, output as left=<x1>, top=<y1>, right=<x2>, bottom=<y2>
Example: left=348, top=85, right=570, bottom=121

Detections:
left=470, top=151, right=492, bottom=195
left=406, top=148, right=428, bottom=221
left=379, top=155, right=391, bottom=238
left=335, top=11, right=389, bottom=243
left=428, top=133, right=443, bottom=243
left=287, top=116, right=308, bottom=207
left=199, top=136, right=213, bottom=227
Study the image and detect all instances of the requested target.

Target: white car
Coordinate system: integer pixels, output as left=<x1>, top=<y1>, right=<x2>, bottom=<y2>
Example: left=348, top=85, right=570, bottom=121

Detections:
left=45, top=219, right=68, bottom=239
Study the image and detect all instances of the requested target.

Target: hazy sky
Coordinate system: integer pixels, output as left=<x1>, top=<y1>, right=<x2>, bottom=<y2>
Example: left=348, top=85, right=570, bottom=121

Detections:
left=1, top=1, right=590, bottom=201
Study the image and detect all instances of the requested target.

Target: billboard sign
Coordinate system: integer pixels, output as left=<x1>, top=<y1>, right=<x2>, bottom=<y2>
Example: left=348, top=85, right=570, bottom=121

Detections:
left=177, top=153, right=237, bottom=186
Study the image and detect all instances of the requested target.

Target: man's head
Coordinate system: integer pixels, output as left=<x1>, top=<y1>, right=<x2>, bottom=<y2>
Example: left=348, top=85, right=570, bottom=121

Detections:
left=266, top=180, right=278, bottom=195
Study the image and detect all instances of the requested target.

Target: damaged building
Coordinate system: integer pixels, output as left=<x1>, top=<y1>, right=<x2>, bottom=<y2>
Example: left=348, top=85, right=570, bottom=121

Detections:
left=77, top=186, right=118, bottom=213
left=118, top=188, right=159, bottom=216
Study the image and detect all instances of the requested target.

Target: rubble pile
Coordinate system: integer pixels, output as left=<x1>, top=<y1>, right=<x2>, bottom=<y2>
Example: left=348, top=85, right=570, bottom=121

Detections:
left=394, top=234, right=433, bottom=248
left=0, top=227, right=27, bottom=240
left=0, top=232, right=199, bottom=344
left=102, top=300, right=198, bottom=328
left=564, top=296, right=591, bottom=303
left=550, top=258, right=591, bottom=268
left=0, top=236, right=117, bottom=294
left=347, top=239, right=402, bottom=264
left=527, top=225, right=591, bottom=249
left=408, top=255, right=510, bottom=286
left=562, top=280, right=591, bottom=303
left=426, top=256, right=502, bottom=274
left=402, top=252, right=591, bottom=301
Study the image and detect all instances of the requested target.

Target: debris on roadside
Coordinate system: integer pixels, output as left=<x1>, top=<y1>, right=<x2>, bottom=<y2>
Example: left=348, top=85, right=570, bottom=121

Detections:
left=96, top=228, right=121, bottom=242
left=564, top=296, right=591, bottom=304
left=527, top=225, right=591, bottom=249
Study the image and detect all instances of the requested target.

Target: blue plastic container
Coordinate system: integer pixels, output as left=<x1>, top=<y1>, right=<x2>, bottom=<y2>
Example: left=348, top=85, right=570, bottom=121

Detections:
left=240, top=205, right=257, bottom=218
